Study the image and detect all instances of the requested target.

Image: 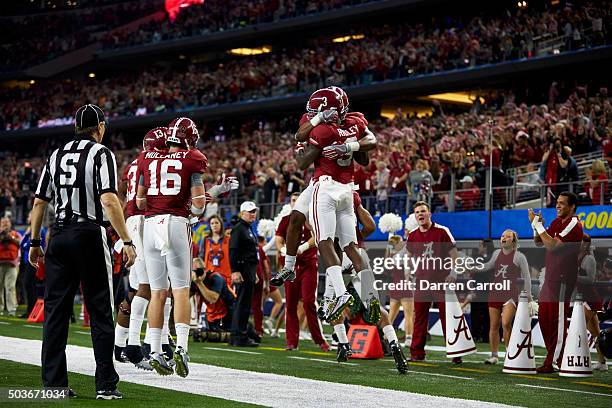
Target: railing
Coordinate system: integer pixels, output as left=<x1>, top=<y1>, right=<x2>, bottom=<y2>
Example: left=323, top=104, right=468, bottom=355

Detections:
left=212, top=177, right=611, bottom=224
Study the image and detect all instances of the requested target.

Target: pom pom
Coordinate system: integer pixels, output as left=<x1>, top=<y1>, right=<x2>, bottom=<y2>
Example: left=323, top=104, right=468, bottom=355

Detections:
left=405, top=214, right=418, bottom=232
left=378, top=213, right=403, bottom=234
left=257, top=219, right=275, bottom=239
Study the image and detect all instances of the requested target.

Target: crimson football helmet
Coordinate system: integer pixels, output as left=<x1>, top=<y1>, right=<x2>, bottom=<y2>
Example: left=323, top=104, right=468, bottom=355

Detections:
left=327, top=85, right=349, bottom=118
left=166, top=117, right=199, bottom=148
left=306, top=87, right=344, bottom=119
left=143, top=127, right=168, bottom=151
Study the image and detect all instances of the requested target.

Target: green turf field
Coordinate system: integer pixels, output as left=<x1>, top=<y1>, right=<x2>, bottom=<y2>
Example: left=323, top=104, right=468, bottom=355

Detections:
left=0, top=311, right=610, bottom=408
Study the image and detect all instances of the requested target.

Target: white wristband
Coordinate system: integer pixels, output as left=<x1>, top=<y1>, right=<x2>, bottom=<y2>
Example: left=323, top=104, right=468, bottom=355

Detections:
left=309, top=114, right=322, bottom=127
left=190, top=204, right=204, bottom=215
left=534, top=222, right=546, bottom=236
left=347, top=141, right=360, bottom=152
left=298, top=242, right=310, bottom=254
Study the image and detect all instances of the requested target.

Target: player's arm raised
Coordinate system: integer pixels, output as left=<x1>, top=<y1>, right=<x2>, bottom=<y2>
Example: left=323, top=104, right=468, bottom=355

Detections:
left=294, top=109, right=339, bottom=142
left=296, top=144, right=321, bottom=170
left=528, top=208, right=561, bottom=250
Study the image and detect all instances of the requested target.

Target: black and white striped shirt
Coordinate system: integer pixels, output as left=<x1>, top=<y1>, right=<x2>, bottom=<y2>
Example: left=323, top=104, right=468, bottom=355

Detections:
left=35, top=139, right=118, bottom=225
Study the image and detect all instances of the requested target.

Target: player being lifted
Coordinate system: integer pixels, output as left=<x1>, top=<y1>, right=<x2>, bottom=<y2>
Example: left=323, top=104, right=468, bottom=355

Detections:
left=331, top=191, right=409, bottom=373
left=136, top=117, right=237, bottom=377
left=293, top=87, right=378, bottom=325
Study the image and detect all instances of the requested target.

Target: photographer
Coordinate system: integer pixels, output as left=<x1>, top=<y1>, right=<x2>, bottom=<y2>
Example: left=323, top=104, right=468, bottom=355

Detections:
left=191, top=257, right=236, bottom=332
left=0, top=217, right=21, bottom=316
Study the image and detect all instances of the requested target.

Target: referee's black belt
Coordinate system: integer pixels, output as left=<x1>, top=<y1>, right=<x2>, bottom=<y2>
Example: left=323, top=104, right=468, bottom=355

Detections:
left=55, top=215, right=109, bottom=228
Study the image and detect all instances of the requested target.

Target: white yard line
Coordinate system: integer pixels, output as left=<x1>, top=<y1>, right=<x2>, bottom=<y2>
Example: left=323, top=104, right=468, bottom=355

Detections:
left=516, top=384, right=612, bottom=397
left=0, top=321, right=10, bottom=325
left=23, top=325, right=42, bottom=329
left=0, top=336, right=518, bottom=408
left=75, top=331, right=90, bottom=335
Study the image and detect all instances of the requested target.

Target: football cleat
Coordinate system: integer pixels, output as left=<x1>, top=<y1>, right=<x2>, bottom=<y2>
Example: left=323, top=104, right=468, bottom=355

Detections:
left=114, top=345, right=129, bottom=363
left=328, top=292, right=354, bottom=322
left=317, top=296, right=336, bottom=320
left=163, top=343, right=175, bottom=367
left=336, top=343, right=352, bottom=363
left=150, top=352, right=174, bottom=376
left=363, top=296, right=381, bottom=324
left=270, top=267, right=295, bottom=287
left=124, top=344, right=153, bottom=371
left=95, top=389, right=123, bottom=400
left=141, top=342, right=151, bottom=358
left=390, top=341, right=408, bottom=374
left=173, top=346, right=190, bottom=378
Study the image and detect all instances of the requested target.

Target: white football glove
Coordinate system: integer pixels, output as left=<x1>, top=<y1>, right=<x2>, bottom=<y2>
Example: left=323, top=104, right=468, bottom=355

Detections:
left=310, top=109, right=339, bottom=126
left=208, top=173, right=239, bottom=198
left=322, top=144, right=350, bottom=160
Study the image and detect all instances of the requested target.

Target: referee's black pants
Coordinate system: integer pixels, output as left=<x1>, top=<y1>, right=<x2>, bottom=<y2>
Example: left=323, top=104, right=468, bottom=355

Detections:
left=42, top=222, right=119, bottom=392
left=230, top=263, right=257, bottom=342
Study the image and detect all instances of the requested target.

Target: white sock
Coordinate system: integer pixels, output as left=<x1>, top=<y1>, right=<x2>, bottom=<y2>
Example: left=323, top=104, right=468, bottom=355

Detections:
left=326, top=265, right=346, bottom=296
left=144, top=323, right=151, bottom=344
left=175, top=323, right=190, bottom=351
left=334, top=324, right=349, bottom=344
left=149, top=328, right=162, bottom=354
left=161, top=298, right=171, bottom=344
left=284, top=255, right=296, bottom=272
left=324, top=274, right=335, bottom=298
left=382, top=325, right=398, bottom=344
left=491, top=351, right=499, bottom=357
left=128, top=296, right=148, bottom=346
left=114, top=324, right=129, bottom=347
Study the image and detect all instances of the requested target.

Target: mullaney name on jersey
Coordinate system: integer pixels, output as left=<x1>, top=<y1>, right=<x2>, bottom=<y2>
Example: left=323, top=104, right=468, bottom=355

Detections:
left=144, top=151, right=190, bottom=159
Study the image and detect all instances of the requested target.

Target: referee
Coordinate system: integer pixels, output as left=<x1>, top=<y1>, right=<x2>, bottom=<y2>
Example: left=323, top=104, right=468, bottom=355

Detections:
left=29, top=104, right=136, bottom=400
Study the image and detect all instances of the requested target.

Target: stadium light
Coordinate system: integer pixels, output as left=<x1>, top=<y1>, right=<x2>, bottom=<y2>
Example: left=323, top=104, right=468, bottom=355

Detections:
left=228, top=46, right=272, bottom=56
left=29, top=80, right=35, bottom=85
left=88, top=73, right=96, bottom=78
left=332, top=34, right=365, bottom=43
left=424, top=92, right=484, bottom=105
left=517, top=1, right=527, bottom=8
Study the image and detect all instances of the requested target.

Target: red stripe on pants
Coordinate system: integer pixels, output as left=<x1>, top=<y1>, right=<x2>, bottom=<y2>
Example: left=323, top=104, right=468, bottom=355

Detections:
left=284, top=260, right=326, bottom=348
left=410, top=295, right=446, bottom=359
left=538, top=280, right=571, bottom=368
left=251, top=279, right=264, bottom=335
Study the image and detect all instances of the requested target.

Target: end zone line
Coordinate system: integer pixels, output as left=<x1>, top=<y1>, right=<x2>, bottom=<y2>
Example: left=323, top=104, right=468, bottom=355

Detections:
left=203, top=347, right=262, bottom=355
left=288, top=356, right=358, bottom=366
left=395, top=369, right=474, bottom=380
left=516, top=384, right=612, bottom=397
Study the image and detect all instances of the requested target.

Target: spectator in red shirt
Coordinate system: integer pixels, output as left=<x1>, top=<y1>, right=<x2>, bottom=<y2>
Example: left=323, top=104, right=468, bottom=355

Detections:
left=456, top=176, right=481, bottom=211
left=512, top=131, right=535, bottom=167
left=584, top=160, right=609, bottom=205
left=389, top=155, right=410, bottom=215
left=603, top=132, right=612, bottom=168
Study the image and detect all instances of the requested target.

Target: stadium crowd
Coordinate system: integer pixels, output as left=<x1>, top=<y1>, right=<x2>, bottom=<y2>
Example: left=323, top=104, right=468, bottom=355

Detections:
left=1, top=81, right=609, bottom=227
left=1, top=0, right=609, bottom=131
left=103, top=0, right=379, bottom=49
left=1, top=0, right=160, bottom=72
